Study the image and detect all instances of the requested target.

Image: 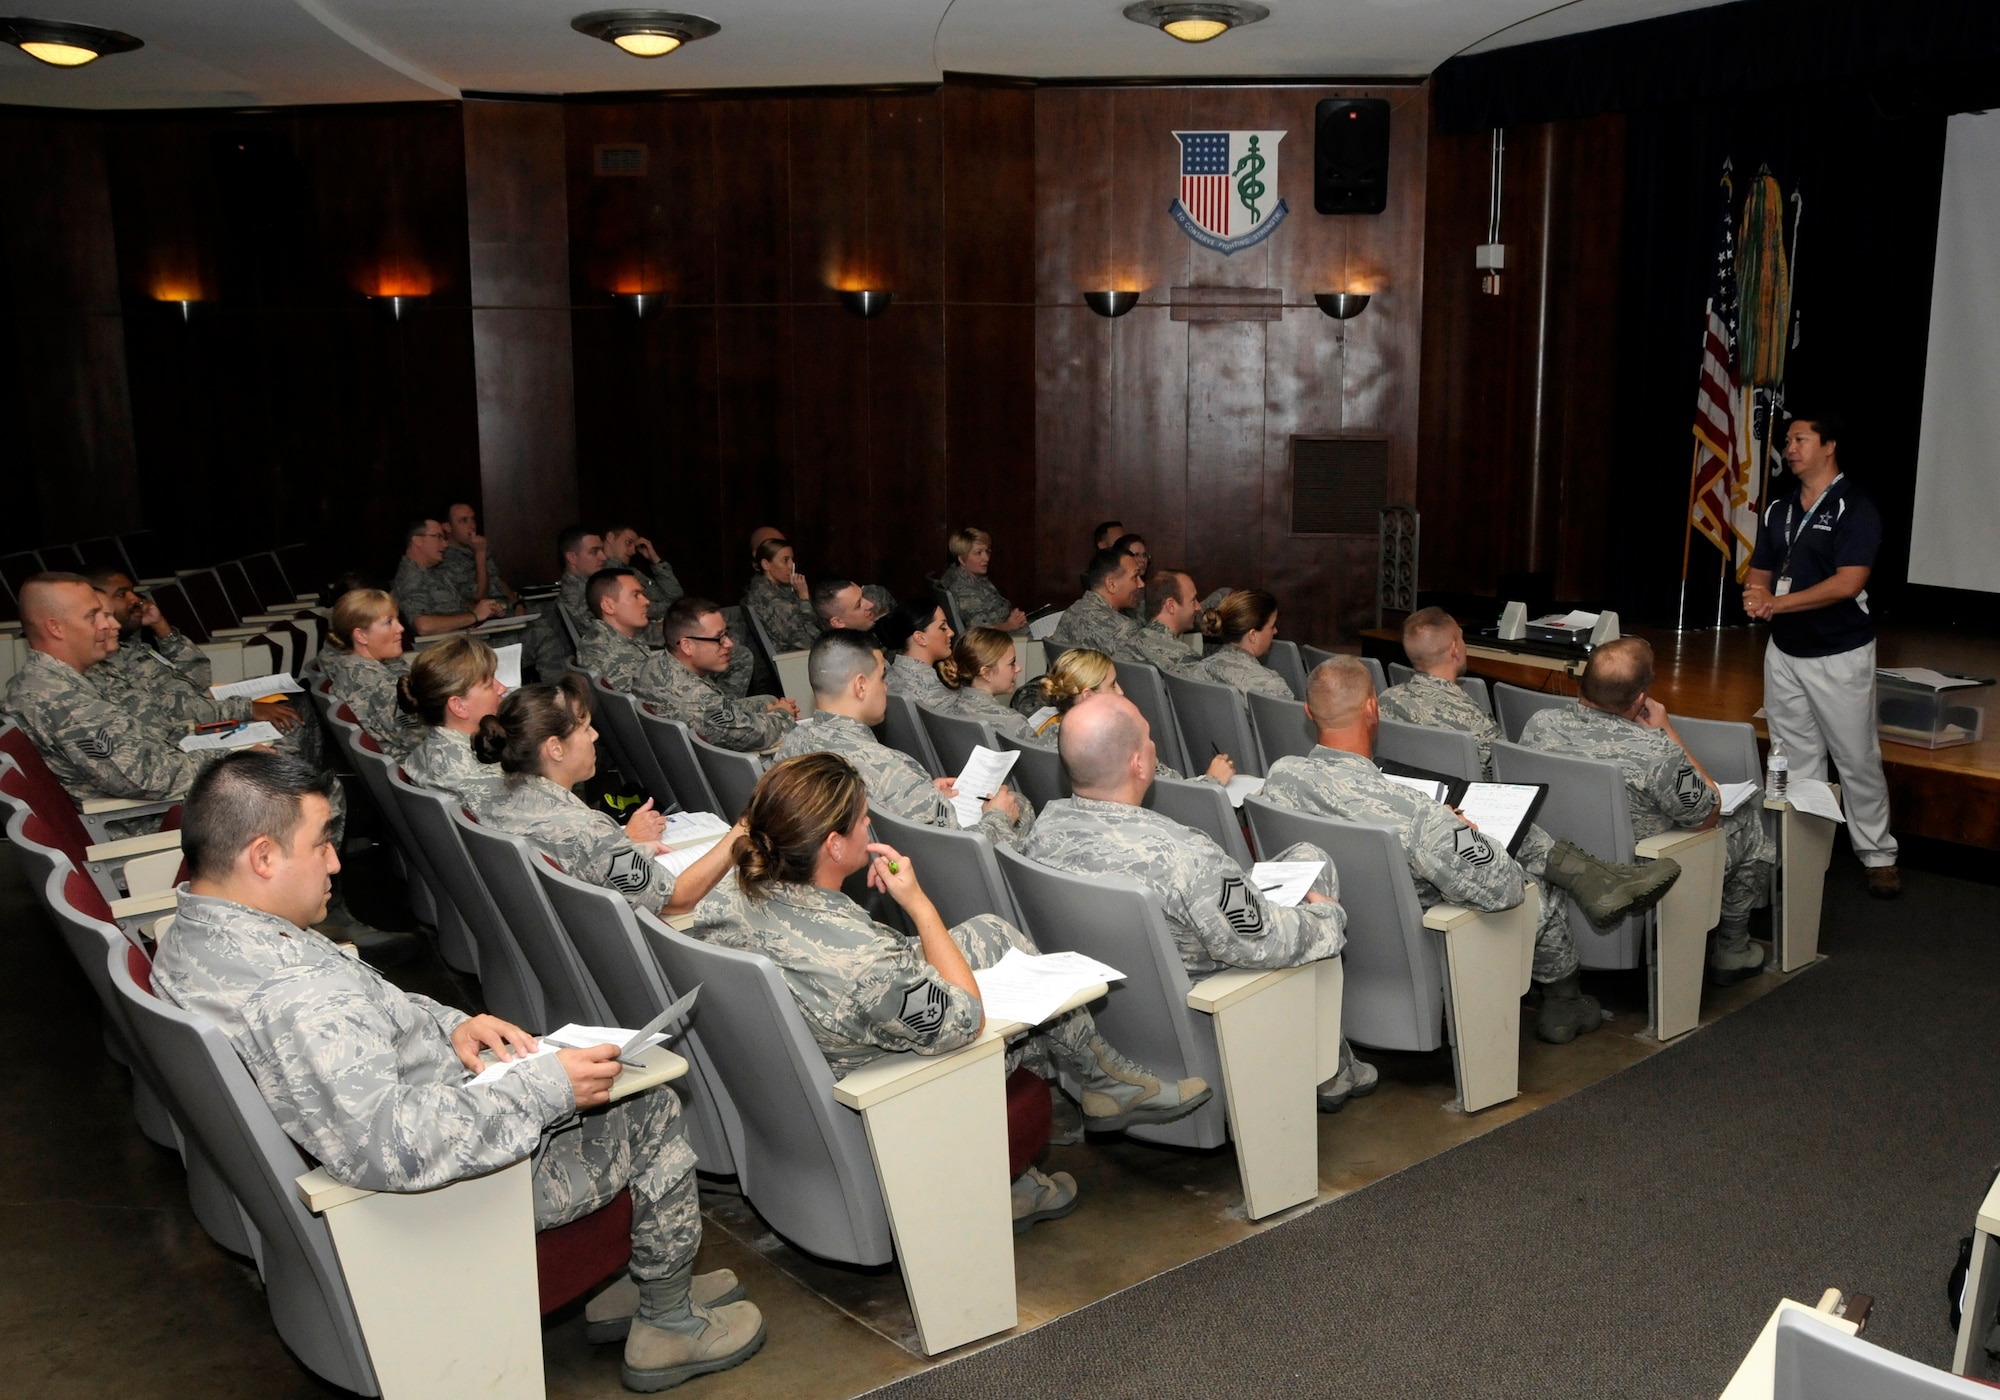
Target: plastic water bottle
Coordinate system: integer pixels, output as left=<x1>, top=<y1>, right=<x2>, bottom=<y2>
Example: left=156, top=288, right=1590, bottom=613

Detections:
left=1766, top=738, right=1788, bottom=800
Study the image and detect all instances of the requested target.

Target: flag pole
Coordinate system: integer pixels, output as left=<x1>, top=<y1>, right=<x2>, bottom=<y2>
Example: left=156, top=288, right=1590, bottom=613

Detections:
left=1677, top=445, right=1702, bottom=632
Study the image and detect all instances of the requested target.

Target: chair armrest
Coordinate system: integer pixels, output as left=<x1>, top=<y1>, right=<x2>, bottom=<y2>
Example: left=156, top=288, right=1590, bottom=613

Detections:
left=208, top=626, right=271, bottom=639
left=1635, top=826, right=1723, bottom=861
left=611, top=1045, right=687, bottom=1102
left=86, top=829, right=183, bottom=862
left=1422, top=902, right=1484, bottom=932
left=109, top=888, right=178, bottom=920
left=832, top=1031, right=1005, bottom=1111
left=1186, top=964, right=1307, bottom=1014
left=987, top=981, right=1107, bottom=1039
left=298, top=1167, right=375, bottom=1212
left=80, top=796, right=177, bottom=816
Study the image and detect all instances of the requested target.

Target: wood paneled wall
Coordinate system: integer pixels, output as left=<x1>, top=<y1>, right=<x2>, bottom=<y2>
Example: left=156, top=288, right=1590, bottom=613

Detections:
left=562, top=81, right=1037, bottom=609
left=1033, top=84, right=1429, bottom=645
left=1416, top=112, right=1625, bottom=604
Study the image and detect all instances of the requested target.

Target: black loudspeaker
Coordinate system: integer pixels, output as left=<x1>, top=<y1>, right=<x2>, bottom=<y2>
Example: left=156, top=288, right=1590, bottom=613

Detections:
left=1314, top=98, right=1391, bottom=215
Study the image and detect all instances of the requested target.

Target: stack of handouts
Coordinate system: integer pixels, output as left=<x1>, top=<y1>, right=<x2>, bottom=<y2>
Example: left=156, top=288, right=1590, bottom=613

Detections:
left=654, top=811, right=735, bottom=879
left=971, top=948, right=1124, bottom=1026
left=949, top=746, right=1021, bottom=828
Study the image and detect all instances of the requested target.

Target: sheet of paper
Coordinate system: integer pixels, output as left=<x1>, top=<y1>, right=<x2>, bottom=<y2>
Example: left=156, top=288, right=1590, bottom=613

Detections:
left=956, top=745, right=1019, bottom=800
left=209, top=672, right=303, bottom=702
left=1382, top=773, right=1449, bottom=803
left=657, top=836, right=723, bottom=880
left=1878, top=666, right=1984, bottom=690
left=663, top=811, right=733, bottom=845
left=1456, top=782, right=1542, bottom=850
left=1224, top=773, right=1266, bottom=808
left=972, top=947, right=1124, bottom=1026
left=493, top=642, right=523, bottom=691
left=949, top=793, right=986, bottom=829
left=1026, top=706, right=1059, bottom=731
left=1028, top=610, right=1065, bottom=641
left=471, top=614, right=535, bottom=634
left=1251, top=860, right=1324, bottom=908
left=1718, top=780, right=1759, bottom=816
left=1531, top=610, right=1599, bottom=630
left=468, top=1043, right=559, bottom=1085
left=178, top=721, right=283, bottom=752
left=1784, top=777, right=1846, bottom=824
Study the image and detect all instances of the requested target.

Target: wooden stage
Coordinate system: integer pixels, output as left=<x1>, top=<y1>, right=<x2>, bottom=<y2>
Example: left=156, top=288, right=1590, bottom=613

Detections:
left=1360, top=623, right=2000, bottom=853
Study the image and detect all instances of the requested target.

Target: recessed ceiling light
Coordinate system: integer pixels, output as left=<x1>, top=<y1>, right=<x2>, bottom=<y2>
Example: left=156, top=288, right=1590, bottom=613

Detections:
left=571, top=10, right=718, bottom=58
left=1122, top=1, right=1269, bottom=44
left=0, top=16, right=143, bottom=67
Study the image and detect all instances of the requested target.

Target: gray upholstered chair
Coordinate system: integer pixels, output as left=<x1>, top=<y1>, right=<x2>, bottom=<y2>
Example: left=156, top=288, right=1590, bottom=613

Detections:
left=1163, top=670, right=1267, bottom=777
left=1247, top=688, right=1315, bottom=767
left=454, top=811, right=613, bottom=1029
left=1114, top=660, right=1191, bottom=777
left=917, top=704, right=999, bottom=780
left=877, top=693, right=944, bottom=777
left=1492, top=681, right=1568, bottom=742
left=866, top=807, right=1022, bottom=927
left=1265, top=639, right=1309, bottom=701
left=691, top=733, right=764, bottom=821
left=1145, top=772, right=1253, bottom=870
left=1376, top=717, right=1483, bottom=783
left=638, top=709, right=723, bottom=815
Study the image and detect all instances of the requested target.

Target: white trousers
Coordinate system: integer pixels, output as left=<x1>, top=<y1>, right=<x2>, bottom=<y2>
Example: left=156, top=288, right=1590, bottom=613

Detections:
left=1763, top=640, right=1898, bottom=866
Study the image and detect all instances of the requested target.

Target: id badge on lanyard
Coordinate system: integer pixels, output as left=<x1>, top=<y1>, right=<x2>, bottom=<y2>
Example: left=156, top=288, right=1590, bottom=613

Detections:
left=1777, top=475, right=1842, bottom=598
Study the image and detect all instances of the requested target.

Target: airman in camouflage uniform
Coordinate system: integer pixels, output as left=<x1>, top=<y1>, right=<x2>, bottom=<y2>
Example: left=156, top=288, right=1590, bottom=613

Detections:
left=473, top=773, right=675, bottom=913
left=392, top=554, right=474, bottom=628
left=741, top=574, right=822, bottom=653
left=638, top=651, right=793, bottom=754
left=938, top=563, right=1014, bottom=630
left=1025, top=795, right=1343, bottom=974
left=1378, top=671, right=1502, bottom=776
left=321, top=649, right=426, bottom=760
left=775, top=712, right=1035, bottom=850
left=1204, top=645, right=1295, bottom=702
left=935, top=683, right=1040, bottom=744
left=1120, top=618, right=1207, bottom=680
left=608, top=552, right=684, bottom=621
left=886, top=653, right=951, bottom=705
left=403, top=725, right=504, bottom=807
left=576, top=585, right=756, bottom=699
left=4, top=647, right=216, bottom=812
left=1262, top=744, right=1569, bottom=980
left=150, top=885, right=751, bottom=1387
left=95, top=626, right=326, bottom=770
left=441, top=541, right=513, bottom=606
left=1521, top=698, right=1773, bottom=976
left=1049, top=589, right=1140, bottom=656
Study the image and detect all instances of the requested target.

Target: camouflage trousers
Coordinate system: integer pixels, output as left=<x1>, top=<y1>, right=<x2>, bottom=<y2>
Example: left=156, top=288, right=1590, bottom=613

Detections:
left=534, top=1083, right=700, bottom=1287
left=1515, top=823, right=1581, bottom=984
left=947, top=913, right=1101, bottom=1081
left=1717, top=801, right=1775, bottom=940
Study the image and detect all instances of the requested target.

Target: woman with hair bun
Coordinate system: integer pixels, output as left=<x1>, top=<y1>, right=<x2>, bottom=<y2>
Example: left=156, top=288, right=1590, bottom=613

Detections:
left=934, top=627, right=1042, bottom=742
left=398, top=634, right=507, bottom=805
left=700, top=752, right=1210, bottom=1229
left=1010, top=649, right=1235, bottom=783
left=322, top=587, right=425, bottom=759
left=471, top=676, right=738, bottom=915
left=938, top=527, right=1027, bottom=632
left=742, top=537, right=821, bottom=652
left=1201, top=588, right=1293, bottom=702
left=874, top=598, right=954, bottom=704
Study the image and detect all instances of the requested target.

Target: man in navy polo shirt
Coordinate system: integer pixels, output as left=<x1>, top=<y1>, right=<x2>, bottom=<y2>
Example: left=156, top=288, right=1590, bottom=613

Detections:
left=1743, top=412, right=1899, bottom=898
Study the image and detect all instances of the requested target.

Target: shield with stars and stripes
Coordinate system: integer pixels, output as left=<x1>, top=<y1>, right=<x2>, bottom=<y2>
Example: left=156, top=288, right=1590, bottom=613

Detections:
left=1170, top=129, right=1289, bottom=255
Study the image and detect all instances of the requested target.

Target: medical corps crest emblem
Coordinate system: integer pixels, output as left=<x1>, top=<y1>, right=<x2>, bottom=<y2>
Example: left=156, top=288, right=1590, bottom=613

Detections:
left=1170, top=130, right=1289, bottom=255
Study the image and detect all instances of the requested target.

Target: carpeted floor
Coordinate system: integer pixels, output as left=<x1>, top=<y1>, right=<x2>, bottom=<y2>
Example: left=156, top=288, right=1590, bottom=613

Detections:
left=875, top=852, right=2000, bottom=1400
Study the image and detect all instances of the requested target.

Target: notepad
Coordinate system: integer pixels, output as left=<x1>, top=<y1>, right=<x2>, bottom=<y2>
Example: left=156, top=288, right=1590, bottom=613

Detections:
left=472, top=989, right=700, bottom=1083
left=209, top=672, right=303, bottom=702
left=663, top=811, right=733, bottom=846
left=1223, top=774, right=1266, bottom=808
left=1784, top=778, right=1845, bottom=824
left=493, top=642, right=522, bottom=691
left=950, top=745, right=1020, bottom=828
left=972, top=948, right=1124, bottom=1026
left=178, top=721, right=283, bottom=752
left=1251, top=861, right=1324, bottom=908
left=656, top=837, right=723, bottom=880
left=1028, top=611, right=1065, bottom=641
left=1454, top=782, right=1544, bottom=852
left=1718, top=780, right=1759, bottom=816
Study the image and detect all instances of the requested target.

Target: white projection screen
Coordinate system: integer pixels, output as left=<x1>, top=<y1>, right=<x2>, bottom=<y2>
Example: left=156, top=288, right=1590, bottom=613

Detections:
left=1909, top=111, right=2000, bottom=591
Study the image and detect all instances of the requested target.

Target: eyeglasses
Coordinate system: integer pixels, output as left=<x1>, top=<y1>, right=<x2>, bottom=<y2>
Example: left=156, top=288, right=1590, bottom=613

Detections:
left=683, top=632, right=732, bottom=646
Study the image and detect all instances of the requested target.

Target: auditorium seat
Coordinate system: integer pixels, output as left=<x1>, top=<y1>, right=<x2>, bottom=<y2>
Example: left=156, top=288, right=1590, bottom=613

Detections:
left=1265, top=639, right=1310, bottom=701
left=1243, top=797, right=1535, bottom=1113
left=876, top=693, right=944, bottom=778
left=1165, top=670, right=1268, bottom=777
left=1247, top=688, right=1315, bottom=766
left=740, top=601, right=814, bottom=715
left=928, top=579, right=967, bottom=637
left=994, top=732, right=1068, bottom=809
left=1376, top=717, right=1483, bottom=782
left=1144, top=771, right=1254, bottom=868
left=995, top=845, right=1328, bottom=1222
left=0, top=725, right=181, bottom=896
left=1493, top=681, right=1568, bottom=742
left=649, top=921, right=1026, bottom=1354
left=1386, top=662, right=1494, bottom=717
left=331, top=721, right=471, bottom=971
left=530, top=858, right=740, bottom=1175
left=637, top=708, right=723, bottom=815
left=866, top=808, right=1023, bottom=927
left=691, top=732, right=763, bottom=821
left=583, top=675, right=680, bottom=811
left=917, top=704, right=998, bottom=779
left=1306, top=646, right=1383, bottom=696
left=454, top=813, right=613, bottom=1029
left=1491, top=740, right=1725, bottom=1041
left=1115, top=660, right=1191, bottom=776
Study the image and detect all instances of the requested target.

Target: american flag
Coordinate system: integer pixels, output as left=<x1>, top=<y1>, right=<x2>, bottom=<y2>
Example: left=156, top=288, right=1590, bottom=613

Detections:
left=1687, top=162, right=1757, bottom=579
left=1179, top=132, right=1232, bottom=235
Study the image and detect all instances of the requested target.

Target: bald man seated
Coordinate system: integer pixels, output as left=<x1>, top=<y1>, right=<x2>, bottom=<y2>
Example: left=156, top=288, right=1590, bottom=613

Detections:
left=1022, top=691, right=1376, bottom=1110
left=1521, top=638, right=1776, bottom=986
left=1376, top=607, right=1503, bottom=776
left=1263, top=657, right=1682, bottom=1044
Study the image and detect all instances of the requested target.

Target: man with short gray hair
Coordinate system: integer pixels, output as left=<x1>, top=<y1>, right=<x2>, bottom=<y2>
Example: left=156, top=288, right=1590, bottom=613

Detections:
left=1023, top=692, right=1374, bottom=1110
left=1521, top=637, right=1774, bottom=986
left=1377, top=607, right=1502, bottom=776
left=151, top=751, right=764, bottom=1392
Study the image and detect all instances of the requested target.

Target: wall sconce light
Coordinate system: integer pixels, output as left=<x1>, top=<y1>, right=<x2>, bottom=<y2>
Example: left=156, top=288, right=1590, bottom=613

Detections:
left=1313, top=291, right=1371, bottom=320
left=839, top=289, right=892, bottom=319
left=163, top=298, right=200, bottom=323
left=1121, top=1, right=1268, bottom=43
left=368, top=294, right=424, bottom=322
left=571, top=10, right=718, bottom=57
left=0, top=16, right=143, bottom=66
left=1083, top=290, right=1141, bottom=318
left=615, top=291, right=661, bottom=320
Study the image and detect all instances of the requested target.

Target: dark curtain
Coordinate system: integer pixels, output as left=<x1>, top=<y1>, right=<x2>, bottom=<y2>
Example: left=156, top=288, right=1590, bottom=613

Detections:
left=1610, top=82, right=1951, bottom=628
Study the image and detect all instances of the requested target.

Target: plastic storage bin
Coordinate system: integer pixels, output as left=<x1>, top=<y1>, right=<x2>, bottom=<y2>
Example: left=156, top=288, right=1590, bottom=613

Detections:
left=1876, top=671, right=1989, bottom=749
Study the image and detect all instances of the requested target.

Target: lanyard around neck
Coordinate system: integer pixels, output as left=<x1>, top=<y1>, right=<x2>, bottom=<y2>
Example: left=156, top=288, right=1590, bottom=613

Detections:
left=1781, top=473, right=1844, bottom=574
